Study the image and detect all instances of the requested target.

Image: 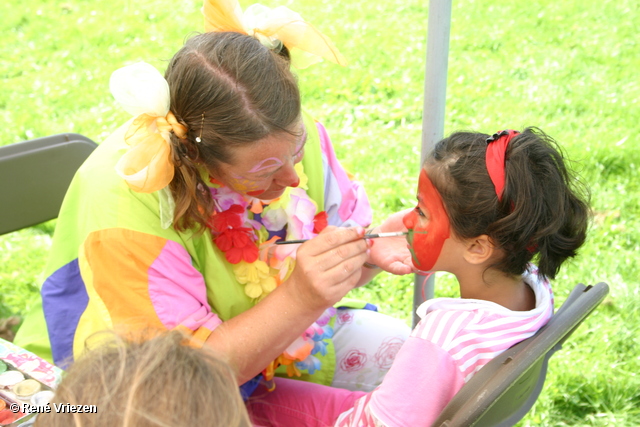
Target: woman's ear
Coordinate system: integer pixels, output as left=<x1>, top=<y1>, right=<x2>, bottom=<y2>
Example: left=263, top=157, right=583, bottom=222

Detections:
left=462, top=235, right=495, bottom=265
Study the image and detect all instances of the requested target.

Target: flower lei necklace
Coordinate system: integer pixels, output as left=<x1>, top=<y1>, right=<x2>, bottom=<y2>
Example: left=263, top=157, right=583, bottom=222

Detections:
left=205, top=163, right=332, bottom=382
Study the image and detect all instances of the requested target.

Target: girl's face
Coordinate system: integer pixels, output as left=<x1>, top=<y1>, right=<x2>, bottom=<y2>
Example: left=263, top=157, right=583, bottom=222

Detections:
left=212, top=123, right=306, bottom=200
left=402, top=168, right=451, bottom=271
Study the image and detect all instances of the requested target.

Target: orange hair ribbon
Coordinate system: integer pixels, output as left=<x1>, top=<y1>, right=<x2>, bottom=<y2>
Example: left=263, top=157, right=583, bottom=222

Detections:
left=202, top=0, right=346, bottom=69
left=110, top=62, right=188, bottom=193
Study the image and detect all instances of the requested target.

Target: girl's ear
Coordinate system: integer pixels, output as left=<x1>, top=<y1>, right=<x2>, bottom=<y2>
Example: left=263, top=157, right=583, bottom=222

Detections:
left=462, top=235, right=495, bottom=265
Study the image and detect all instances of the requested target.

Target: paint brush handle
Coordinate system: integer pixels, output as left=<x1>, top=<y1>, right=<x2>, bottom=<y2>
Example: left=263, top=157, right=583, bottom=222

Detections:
left=274, top=231, right=407, bottom=245
left=366, top=232, right=407, bottom=238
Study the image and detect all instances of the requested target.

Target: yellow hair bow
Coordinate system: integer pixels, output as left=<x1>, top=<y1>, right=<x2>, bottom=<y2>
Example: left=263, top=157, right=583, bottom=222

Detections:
left=202, top=0, right=346, bottom=69
left=110, top=62, right=187, bottom=193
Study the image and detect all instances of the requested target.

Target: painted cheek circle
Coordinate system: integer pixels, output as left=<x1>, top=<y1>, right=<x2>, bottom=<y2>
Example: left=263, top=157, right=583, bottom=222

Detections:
left=409, top=169, right=451, bottom=271
left=228, top=173, right=265, bottom=193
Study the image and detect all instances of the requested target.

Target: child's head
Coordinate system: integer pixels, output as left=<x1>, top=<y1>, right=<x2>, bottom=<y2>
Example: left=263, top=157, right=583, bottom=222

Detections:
left=404, top=127, right=590, bottom=279
left=35, top=331, right=251, bottom=427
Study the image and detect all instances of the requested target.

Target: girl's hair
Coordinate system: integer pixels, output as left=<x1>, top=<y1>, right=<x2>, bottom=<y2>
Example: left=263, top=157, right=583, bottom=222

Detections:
left=427, top=127, right=590, bottom=279
left=164, top=31, right=301, bottom=231
left=35, top=331, right=251, bottom=427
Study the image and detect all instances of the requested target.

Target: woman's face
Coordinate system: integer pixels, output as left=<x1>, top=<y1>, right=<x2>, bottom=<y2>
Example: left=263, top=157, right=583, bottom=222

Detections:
left=212, top=123, right=307, bottom=200
left=402, top=168, right=451, bottom=271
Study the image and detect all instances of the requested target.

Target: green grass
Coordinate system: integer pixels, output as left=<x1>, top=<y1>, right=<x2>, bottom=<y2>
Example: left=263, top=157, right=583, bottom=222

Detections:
left=1, top=0, right=639, bottom=425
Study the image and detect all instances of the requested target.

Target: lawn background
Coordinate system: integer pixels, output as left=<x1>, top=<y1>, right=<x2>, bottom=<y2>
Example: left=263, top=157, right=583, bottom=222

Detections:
left=1, top=0, right=639, bottom=425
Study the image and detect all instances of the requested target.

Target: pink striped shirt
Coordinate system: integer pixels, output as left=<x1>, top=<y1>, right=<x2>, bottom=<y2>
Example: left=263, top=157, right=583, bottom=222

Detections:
left=335, top=267, right=554, bottom=427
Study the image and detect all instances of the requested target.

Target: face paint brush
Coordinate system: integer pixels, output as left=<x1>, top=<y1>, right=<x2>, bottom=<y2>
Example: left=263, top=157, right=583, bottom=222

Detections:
left=274, top=231, right=407, bottom=245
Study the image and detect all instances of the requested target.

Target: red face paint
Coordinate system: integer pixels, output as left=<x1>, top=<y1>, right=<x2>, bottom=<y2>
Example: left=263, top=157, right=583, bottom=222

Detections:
left=402, top=169, right=451, bottom=271
left=246, top=189, right=266, bottom=196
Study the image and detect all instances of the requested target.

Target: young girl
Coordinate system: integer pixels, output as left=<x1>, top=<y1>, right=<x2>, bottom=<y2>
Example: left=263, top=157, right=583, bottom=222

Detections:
left=241, top=128, right=590, bottom=426
left=329, top=128, right=591, bottom=426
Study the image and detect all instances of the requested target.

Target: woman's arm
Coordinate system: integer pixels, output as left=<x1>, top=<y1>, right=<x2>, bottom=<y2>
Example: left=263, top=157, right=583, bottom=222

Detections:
left=205, top=226, right=370, bottom=384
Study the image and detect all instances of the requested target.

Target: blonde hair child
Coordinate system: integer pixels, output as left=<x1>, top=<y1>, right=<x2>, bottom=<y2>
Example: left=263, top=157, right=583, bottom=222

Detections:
left=35, top=331, right=251, bottom=427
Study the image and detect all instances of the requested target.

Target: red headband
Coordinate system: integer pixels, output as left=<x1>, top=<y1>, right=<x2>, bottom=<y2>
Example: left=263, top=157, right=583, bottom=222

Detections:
left=485, top=130, right=520, bottom=201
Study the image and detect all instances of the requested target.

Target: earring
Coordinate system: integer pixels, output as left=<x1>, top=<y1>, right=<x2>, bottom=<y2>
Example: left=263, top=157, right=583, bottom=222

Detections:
left=185, top=143, right=199, bottom=161
left=195, top=113, right=204, bottom=143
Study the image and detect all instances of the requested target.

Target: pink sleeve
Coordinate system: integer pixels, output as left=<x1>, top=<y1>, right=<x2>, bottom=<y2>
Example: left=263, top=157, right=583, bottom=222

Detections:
left=75, top=229, right=223, bottom=357
left=316, top=122, right=372, bottom=228
left=336, top=337, right=464, bottom=427
left=147, top=239, right=223, bottom=340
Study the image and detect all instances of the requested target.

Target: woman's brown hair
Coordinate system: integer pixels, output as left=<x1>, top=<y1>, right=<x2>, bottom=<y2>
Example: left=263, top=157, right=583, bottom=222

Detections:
left=35, top=331, right=251, bottom=427
left=164, top=31, right=301, bottom=231
left=426, top=127, right=590, bottom=279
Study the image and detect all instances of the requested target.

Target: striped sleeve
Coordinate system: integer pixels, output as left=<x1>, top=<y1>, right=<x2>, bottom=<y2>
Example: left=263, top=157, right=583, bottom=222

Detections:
left=335, top=393, right=378, bottom=426
left=316, top=122, right=372, bottom=228
left=412, top=307, right=551, bottom=382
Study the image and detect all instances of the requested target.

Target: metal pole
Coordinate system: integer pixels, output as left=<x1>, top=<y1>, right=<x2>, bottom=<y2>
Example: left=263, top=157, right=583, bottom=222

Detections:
left=413, top=0, right=452, bottom=327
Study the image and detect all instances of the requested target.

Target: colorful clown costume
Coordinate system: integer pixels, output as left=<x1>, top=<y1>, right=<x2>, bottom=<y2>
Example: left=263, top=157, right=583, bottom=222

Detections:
left=14, top=114, right=409, bottom=394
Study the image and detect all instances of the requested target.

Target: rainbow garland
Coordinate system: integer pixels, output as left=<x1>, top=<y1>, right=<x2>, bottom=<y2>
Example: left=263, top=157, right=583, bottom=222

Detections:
left=205, top=163, right=334, bottom=381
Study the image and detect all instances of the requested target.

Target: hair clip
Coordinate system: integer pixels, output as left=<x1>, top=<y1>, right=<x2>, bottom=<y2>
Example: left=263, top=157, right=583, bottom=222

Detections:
left=195, top=113, right=204, bottom=143
left=486, top=130, right=510, bottom=144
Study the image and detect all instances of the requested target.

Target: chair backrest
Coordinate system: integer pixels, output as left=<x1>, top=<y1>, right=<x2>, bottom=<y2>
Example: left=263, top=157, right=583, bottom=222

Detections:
left=432, top=282, right=609, bottom=427
left=0, top=133, right=97, bottom=235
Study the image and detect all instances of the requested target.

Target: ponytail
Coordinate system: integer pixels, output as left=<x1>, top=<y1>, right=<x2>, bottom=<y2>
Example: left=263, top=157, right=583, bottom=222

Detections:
left=168, top=135, right=215, bottom=233
left=498, top=128, right=590, bottom=278
left=428, top=128, right=590, bottom=279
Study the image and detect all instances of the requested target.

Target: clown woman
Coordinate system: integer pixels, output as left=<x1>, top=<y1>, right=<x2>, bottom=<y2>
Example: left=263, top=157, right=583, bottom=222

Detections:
left=15, top=0, right=413, bottom=412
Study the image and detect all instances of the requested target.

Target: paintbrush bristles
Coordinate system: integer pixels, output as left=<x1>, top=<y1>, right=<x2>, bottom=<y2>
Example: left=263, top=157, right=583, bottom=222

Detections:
left=274, top=231, right=408, bottom=245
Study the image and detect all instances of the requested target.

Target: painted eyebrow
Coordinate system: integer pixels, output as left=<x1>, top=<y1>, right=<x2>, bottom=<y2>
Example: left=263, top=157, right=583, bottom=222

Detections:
left=294, top=132, right=307, bottom=156
left=247, top=158, right=284, bottom=174
left=416, top=195, right=429, bottom=211
left=254, top=132, right=308, bottom=177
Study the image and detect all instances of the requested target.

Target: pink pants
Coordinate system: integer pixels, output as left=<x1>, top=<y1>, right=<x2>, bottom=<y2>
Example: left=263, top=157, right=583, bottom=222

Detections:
left=247, top=377, right=367, bottom=427
left=246, top=309, right=410, bottom=426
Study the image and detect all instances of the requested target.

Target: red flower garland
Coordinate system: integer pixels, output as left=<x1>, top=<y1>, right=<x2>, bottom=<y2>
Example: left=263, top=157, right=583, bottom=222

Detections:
left=313, top=211, right=328, bottom=234
left=207, top=203, right=328, bottom=265
left=208, top=204, right=245, bottom=230
left=208, top=204, right=259, bottom=264
left=214, top=227, right=259, bottom=264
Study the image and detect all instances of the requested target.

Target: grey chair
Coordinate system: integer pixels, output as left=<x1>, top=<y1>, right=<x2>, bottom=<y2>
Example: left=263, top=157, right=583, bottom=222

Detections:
left=432, top=282, right=609, bottom=427
left=0, top=133, right=97, bottom=235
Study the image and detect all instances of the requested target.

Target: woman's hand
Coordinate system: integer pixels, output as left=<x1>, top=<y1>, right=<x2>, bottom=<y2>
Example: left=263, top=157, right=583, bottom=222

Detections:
left=207, top=226, right=368, bottom=384
left=285, top=226, right=370, bottom=310
left=368, top=208, right=416, bottom=275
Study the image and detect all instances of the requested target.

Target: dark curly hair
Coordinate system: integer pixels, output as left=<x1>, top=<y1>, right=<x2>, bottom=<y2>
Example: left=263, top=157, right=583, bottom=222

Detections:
left=426, top=127, right=590, bottom=279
